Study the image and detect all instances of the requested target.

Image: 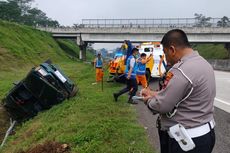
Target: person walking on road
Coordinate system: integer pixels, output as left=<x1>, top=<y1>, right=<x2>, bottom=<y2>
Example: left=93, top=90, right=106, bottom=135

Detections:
left=140, top=29, right=216, bottom=153
left=113, top=48, right=139, bottom=104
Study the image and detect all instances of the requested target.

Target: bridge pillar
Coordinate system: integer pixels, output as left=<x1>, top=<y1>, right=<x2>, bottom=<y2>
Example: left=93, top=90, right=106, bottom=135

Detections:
left=76, top=34, right=87, bottom=61
left=224, top=43, right=230, bottom=59
left=79, top=43, right=87, bottom=61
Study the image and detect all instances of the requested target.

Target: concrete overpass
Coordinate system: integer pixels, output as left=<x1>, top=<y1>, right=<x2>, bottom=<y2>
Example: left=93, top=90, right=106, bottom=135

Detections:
left=42, top=27, right=230, bottom=43
left=37, top=18, right=230, bottom=60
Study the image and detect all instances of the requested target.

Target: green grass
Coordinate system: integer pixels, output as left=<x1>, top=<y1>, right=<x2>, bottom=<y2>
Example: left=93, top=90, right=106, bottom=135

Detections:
left=56, top=39, right=80, bottom=59
left=1, top=61, right=153, bottom=153
left=0, top=20, right=154, bottom=153
left=86, top=49, right=95, bottom=62
left=0, top=20, right=68, bottom=71
left=193, top=44, right=229, bottom=59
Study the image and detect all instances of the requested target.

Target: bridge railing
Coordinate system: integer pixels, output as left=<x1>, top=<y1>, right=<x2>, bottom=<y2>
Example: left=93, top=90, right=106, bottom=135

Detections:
left=36, top=18, right=230, bottom=33
left=81, top=18, right=223, bottom=28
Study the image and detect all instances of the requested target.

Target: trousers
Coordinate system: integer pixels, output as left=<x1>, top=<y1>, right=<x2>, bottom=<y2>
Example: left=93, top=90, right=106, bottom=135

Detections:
left=136, top=75, right=147, bottom=88
left=96, top=68, right=103, bottom=82
left=116, top=78, right=138, bottom=100
left=158, top=128, right=215, bottom=153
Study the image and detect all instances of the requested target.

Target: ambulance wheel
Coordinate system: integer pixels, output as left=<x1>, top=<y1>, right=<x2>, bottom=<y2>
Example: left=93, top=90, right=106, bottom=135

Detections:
left=145, top=70, right=151, bottom=84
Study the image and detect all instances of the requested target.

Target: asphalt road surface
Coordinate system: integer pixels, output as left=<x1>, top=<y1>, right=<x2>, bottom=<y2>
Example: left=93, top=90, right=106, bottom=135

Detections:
left=214, top=70, right=230, bottom=113
left=135, top=70, right=230, bottom=153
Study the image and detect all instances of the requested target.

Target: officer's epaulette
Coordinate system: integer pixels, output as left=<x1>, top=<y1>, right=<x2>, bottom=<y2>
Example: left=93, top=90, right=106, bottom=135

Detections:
left=172, top=60, right=184, bottom=69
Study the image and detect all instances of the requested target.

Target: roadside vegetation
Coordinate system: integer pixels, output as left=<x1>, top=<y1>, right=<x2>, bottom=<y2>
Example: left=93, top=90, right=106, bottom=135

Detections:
left=0, top=21, right=153, bottom=153
left=193, top=44, right=229, bottom=59
left=0, top=20, right=66, bottom=71
left=0, top=0, right=59, bottom=27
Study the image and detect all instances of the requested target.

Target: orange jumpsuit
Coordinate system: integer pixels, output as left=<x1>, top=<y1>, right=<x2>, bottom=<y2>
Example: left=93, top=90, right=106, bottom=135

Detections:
left=96, top=68, right=103, bottom=82
left=94, top=57, right=103, bottom=82
left=136, top=75, right=147, bottom=88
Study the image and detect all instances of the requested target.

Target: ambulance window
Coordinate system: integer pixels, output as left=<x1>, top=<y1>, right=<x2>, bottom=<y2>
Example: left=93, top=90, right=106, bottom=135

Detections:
left=144, top=47, right=153, bottom=52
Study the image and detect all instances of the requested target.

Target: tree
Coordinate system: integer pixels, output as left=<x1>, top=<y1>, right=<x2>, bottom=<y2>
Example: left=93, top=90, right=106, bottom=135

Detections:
left=98, top=48, right=108, bottom=57
left=86, top=43, right=96, bottom=55
left=22, top=8, right=50, bottom=26
left=15, top=0, right=34, bottom=15
left=0, top=0, right=60, bottom=27
left=217, top=16, right=230, bottom=27
left=46, top=19, right=59, bottom=27
left=0, top=0, right=22, bottom=22
left=194, top=13, right=212, bottom=27
left=73, top=24, right=79, bottom=28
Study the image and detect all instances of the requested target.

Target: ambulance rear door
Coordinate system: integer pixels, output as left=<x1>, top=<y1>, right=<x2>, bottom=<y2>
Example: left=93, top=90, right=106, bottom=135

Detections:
left=151, top=44, right=166, bottom=78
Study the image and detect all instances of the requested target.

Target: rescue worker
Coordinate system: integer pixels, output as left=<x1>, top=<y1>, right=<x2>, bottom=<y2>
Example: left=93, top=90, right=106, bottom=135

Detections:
left=93, top=52, right=103, bottom=84
left=136, top=53, right=152, bottom=88
left=140, top=29, right=216, bottom=153
left=113, top=48, right=139, bottom=104
left=124, top=40, right=133, bottom=65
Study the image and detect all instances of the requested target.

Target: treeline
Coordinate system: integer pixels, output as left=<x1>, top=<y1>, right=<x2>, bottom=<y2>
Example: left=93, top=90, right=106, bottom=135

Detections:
left=0, top=0, right=59, bottom=27
left=194, top=13, right=230, bottom=27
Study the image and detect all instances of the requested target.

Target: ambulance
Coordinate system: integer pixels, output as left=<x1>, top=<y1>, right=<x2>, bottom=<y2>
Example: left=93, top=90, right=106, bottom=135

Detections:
left=138, top=42, right=166, bottom=79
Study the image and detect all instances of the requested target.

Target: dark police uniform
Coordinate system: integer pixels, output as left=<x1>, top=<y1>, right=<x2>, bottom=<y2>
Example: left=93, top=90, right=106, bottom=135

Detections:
left=147, top=51, right=216, bottom=153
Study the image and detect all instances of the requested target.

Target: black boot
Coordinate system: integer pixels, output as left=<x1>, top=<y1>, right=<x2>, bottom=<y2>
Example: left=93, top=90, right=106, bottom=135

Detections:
left=113, top=87, right=129, bottom=102
left=127, top=96, right=138, bottom=104
left=113, top=93, right=118, bottom=102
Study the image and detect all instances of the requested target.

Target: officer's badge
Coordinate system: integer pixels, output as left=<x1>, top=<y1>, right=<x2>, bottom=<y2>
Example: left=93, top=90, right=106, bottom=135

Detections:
left=162, top=72, right=174, bottom=89
left=166, top=72, right=174, bottom=81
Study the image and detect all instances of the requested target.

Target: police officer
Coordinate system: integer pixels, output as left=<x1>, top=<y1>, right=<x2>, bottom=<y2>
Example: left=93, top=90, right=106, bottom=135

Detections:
left=113, top=48, right=139, bottom=104
left=140, top=29, right=216, bottom=153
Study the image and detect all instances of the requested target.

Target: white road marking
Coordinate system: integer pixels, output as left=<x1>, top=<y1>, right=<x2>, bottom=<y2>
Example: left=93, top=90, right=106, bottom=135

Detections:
left=214, top=97, right=230, bottom=113
left=215, top=98, right=230, bottom=106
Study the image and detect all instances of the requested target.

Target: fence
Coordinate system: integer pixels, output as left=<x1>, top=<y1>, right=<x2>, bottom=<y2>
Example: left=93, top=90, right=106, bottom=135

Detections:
left=81, top=18, right=225, bottom=28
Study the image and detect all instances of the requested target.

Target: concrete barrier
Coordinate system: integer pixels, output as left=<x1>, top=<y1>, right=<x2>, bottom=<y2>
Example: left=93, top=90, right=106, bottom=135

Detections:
left=208, top=59, right=230, bottom=71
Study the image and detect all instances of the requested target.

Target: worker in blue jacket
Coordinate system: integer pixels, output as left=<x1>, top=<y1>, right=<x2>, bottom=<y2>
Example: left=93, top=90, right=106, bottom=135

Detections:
left=113, top=48, right=139, bottom=104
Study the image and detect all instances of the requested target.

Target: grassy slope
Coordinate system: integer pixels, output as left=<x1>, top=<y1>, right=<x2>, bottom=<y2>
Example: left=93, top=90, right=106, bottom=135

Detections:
left=0, top=21, right=153, bottom=153
left=56, top=39, right=95, bottom=61
left=0, top=20, right=73, bottom=99
left=56, top=39, right=80, bottom=59
left=0, top=20, right=67, bottom=71
left=1, top=61, right=153, bottom=153
left=193, top=44, right=229, bottom=59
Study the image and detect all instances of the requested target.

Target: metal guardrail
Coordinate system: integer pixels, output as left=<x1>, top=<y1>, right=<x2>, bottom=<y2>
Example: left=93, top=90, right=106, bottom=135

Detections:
left=37, top=27, right=230, bottom=35
left=81, top=18, right=225, bottom=28
left=36, top=18, right=230, bottom=34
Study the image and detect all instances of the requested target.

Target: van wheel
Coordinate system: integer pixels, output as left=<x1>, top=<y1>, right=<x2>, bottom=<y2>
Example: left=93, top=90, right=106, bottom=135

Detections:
left=145, top=69, right=151, bottom=84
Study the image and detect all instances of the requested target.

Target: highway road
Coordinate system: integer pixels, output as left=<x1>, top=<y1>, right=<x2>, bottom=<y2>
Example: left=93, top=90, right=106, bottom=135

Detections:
left=213, top=70, right=230, bottom=153
left=214, top=70, right=230, bottom=113
left=135, top=70, right=230, bottom=153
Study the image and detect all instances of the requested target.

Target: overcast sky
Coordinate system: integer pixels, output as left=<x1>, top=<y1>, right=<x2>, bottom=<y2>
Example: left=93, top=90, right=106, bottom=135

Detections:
left=33, top=0, right=230, bottom=26
left=32, top=0, right=230, bottom=49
